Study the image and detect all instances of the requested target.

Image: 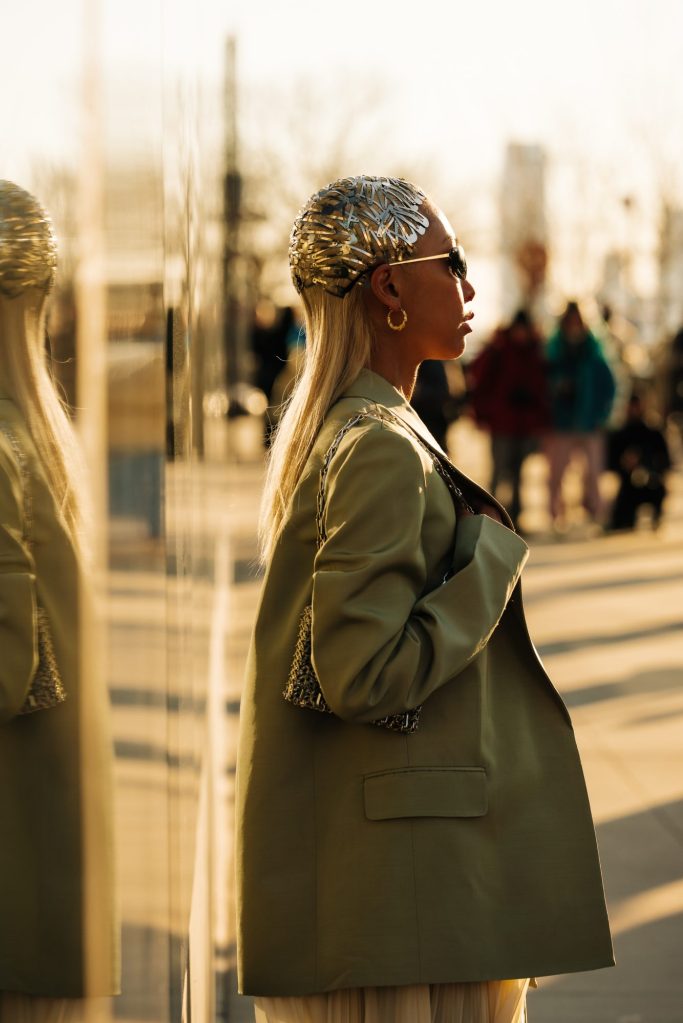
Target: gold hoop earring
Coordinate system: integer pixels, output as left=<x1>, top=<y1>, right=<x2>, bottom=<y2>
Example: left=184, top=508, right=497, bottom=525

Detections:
left=387, top=308, right=408, bottom=332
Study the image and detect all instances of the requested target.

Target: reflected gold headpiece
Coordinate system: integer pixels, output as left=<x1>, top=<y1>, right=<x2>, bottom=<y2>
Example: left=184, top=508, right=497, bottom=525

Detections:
left=0, top=180, right=58, bottom=299
left=289, top=175, right=430, bottom=298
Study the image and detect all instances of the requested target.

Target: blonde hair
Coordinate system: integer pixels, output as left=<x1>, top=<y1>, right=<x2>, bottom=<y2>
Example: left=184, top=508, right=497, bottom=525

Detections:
left=0, top=288, right=88, bottom=558
left=259, top=284, right=375, bottom=564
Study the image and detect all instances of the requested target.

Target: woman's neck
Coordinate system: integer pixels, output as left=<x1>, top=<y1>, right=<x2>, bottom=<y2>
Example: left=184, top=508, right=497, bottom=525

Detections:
left=365, top=351, right=419, bottom=401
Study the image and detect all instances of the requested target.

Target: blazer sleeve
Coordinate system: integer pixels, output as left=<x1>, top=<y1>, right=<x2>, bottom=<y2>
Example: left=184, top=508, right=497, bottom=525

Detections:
left=311, top=422, right=528, bottom=722
left=0, top=437, right=38, bottom=723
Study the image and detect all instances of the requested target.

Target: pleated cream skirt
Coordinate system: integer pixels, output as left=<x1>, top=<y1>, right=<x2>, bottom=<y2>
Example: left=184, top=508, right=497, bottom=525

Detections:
left=254, top=978, right=530, bottom=1023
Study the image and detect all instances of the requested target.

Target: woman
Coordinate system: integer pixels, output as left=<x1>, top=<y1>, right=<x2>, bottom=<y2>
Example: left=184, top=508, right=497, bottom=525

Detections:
left=236, top=176, right=613, bottom=1023
left=0, top=181, right=117, bottom=1021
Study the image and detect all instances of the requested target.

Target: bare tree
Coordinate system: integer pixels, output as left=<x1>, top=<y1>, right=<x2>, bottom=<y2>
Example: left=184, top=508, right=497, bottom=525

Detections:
left=237, top=72, right=471, bottom=299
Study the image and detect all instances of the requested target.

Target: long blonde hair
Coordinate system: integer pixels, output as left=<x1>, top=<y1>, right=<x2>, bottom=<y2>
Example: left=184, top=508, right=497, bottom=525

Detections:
left=259, top=284, right=375, bottom=563
left=0, top=288, right=87, bottom=557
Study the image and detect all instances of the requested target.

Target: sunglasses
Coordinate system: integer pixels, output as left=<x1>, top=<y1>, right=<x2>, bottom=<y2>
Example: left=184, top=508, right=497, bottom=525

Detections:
left=387, top=243, right=468, bottom=280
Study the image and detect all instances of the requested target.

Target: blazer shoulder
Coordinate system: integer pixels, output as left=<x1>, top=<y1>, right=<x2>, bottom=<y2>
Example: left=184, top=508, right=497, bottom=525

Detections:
left=321, top=402, right=431, bottom=482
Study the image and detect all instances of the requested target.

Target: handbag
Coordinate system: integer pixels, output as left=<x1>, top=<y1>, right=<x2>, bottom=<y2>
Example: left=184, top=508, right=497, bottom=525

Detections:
left=0, top=424, right=67, bottom=715
left=283, top=403, right=475, bottom=733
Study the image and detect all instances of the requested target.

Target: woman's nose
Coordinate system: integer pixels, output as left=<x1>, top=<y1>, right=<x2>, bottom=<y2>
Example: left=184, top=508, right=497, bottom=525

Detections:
left=463, top=278, right=475, bottom=302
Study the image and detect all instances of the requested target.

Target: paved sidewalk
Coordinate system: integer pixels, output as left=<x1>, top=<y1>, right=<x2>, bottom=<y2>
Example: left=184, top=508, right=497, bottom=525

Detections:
left=524, top=517, right=683, bottom=1022
left=453, top=421, right=683, bottom=1021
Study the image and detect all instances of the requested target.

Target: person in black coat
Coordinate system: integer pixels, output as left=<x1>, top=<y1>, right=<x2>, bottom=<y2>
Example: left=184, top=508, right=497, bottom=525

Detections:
left=607, top=393, right=671, bottom=530
left=410, top=359, right=461, bottom=451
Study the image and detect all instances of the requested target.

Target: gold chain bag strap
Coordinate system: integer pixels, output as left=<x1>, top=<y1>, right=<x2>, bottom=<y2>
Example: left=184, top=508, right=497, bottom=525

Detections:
left=283, top=404, right=475, bottom=734
left=0, top=425, right=67, bottom=715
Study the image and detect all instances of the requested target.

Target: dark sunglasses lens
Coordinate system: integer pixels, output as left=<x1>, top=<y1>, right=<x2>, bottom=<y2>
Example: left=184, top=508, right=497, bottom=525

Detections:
left=449, top=245, right=467, bottom=279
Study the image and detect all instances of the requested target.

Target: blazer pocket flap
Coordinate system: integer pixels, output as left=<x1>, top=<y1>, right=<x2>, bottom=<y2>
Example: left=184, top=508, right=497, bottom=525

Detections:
left=364, top=767, right=487, bottom=820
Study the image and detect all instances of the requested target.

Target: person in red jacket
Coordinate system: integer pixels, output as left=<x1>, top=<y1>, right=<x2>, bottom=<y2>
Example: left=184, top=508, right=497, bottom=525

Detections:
left=467, top=310, right=550, bottom=530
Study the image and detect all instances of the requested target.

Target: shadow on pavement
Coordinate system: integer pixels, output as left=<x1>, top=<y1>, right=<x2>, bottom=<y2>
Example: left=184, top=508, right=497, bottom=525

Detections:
left=524, top=569, right=683, bottom=604
left=532, top=911, right=683, bottom=1023
left=560, top=667, right=682, bottom=708
left=538, top=624, right=681, bottom=658
left=596, top=797, right=683, bottom=902
left=533, top=800, right=683, bottom=1021
left=526, top=539, right=683, bottom=568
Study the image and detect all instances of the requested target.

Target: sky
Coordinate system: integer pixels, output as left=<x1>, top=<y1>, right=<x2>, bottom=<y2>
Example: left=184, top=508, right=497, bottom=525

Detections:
left=225, top=0, right=683, bottom=171
left=4, top=0, right=682, bottom=179
left=2, top=0, right=682, bottom=318
left=223, top=0, right=683, bottom=311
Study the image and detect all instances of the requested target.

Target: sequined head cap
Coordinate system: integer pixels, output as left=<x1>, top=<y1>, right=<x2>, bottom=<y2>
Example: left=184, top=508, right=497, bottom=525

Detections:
left=0, top=181, right=58, bottom=299
left=289, top=175, right=430, bottom=298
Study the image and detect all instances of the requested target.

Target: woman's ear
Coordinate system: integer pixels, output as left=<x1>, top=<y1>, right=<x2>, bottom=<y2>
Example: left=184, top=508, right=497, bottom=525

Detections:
left=369, top=264, right=401, bottom=310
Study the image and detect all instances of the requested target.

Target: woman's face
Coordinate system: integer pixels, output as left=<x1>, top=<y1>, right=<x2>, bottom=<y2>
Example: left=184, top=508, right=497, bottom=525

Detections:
left=392, top=207, right=476, bottom=361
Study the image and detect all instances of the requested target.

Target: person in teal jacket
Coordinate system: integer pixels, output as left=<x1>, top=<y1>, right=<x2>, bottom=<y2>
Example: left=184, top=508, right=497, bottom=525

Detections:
left=545, top=301, right=616, bottom=527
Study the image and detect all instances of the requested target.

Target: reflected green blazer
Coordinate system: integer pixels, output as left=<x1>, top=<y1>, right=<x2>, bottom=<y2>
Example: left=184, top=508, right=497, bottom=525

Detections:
left=236, top=369, right=613, bottom=996
left=0, top=396, right=117, bottom=997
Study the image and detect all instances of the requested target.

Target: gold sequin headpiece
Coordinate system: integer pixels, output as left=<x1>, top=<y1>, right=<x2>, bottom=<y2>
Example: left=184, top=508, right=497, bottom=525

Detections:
left=289, top=175, right=430, bottom=298
left=0, top=181, right=58, bottom=299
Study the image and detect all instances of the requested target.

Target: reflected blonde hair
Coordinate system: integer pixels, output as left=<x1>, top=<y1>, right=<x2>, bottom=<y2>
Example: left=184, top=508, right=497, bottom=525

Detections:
left=259, top=285, right=375, bottom=564
left=0, top=289, right=87, bottom=557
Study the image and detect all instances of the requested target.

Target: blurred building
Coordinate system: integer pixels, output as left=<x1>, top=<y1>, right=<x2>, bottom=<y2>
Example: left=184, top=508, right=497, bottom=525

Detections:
left=658, top=205, right=683, bottom=338
left=500, top=142, right=549, bottom=322
left=600, top=251, right=631, bottom=320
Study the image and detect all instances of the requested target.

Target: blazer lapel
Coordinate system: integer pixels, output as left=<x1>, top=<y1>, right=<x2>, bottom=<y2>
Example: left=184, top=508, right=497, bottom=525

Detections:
left=390, top=402, right=516, bottom=531
left=340, top=368, right=515, bottom=530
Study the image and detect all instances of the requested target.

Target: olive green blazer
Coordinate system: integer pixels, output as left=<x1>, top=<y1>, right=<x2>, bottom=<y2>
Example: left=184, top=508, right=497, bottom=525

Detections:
left=236, top=368, right=613, bottom=996
left=0, top=396, right=117, bottom=997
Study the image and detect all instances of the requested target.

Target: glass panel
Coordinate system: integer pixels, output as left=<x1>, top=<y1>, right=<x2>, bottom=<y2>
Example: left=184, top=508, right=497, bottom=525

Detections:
left=2, top=1, right=228, bottom=1020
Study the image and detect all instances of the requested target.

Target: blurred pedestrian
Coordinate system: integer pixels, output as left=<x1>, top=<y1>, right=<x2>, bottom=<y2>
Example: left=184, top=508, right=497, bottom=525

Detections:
left=597, top=304, right=636, bottom=428
left=545, top=301, right=616, bottom=528
left=410, top=359, right=458, bottom=450
left=0, top=181, right=117, bottom=1021
left=266, top=308, right=306, bottom=442
left=251, top=302, right=295, bottom=447
left=607, top=393, right=671, bottom=531
left=467, top=310, right=550, bottom=530
left=251, top=301, right=290, bottom=399
left=663, top=325, right=683, bottom=449
left=236, top=175, right=613, bottom=1023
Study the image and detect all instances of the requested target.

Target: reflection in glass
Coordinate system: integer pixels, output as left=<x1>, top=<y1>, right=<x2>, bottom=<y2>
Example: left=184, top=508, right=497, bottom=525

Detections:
left=0, top=181, right=117, bottom=1014
left=1, top=0, right=232, bottom=1019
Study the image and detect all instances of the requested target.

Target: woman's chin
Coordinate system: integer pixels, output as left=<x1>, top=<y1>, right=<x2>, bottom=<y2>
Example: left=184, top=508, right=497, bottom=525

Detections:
left=425, top=332, right=467, bottom=361
left=451, top=335, right=467, bottom=359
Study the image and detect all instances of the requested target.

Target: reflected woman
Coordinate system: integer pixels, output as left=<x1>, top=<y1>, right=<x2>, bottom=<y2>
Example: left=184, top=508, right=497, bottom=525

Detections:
left=0, top=181, right=117, bottom=1022
left=236, top=176, right=613, bottom=1023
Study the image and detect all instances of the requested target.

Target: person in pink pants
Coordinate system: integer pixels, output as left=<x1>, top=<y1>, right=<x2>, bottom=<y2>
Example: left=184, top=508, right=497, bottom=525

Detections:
left=545, top=302, right=616, bottom=527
